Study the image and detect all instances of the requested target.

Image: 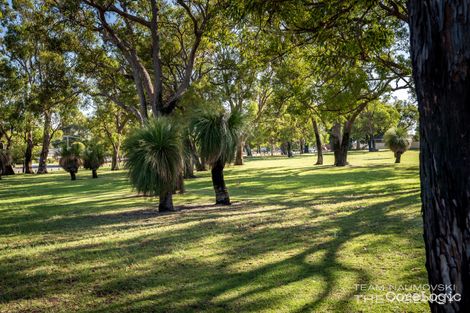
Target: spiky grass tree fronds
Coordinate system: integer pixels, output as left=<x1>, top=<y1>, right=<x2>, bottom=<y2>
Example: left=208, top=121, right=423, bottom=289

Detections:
left=83, top=143, right=106, bottom=178
left=191, top=109, right=245, bottom=205
left=123, top=118, right=182, bottom=212
left=384, top=127, right=410, bottom=163
left=59, top=142, right=85, bottom=180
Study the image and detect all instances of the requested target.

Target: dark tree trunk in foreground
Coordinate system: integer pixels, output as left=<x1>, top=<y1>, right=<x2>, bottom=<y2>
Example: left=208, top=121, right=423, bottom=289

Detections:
left=235, top=140, right=244, bottom=165
left=312, top=118, right=323, bottom=165
left=3, top=164, right=15, bottom=175
left=37, top=112, right=51, bottom=174
left=158, top=191, right=175, bottom=212
left=211, top=158, right=230, bottom=205
left=409, top=1, right=470, bottom=312
left=70, top=171, right=76, bottom=181
left=24, top=131, right=34, bottom=174
left=92, top=169, right=98, bottom=178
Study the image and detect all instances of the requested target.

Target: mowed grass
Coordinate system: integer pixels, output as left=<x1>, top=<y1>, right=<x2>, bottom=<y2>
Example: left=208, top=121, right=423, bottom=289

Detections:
left=0, top=150, right=427, bottom=313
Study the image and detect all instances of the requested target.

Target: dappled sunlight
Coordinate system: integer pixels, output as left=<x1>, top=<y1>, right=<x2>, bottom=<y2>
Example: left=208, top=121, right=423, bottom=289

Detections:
left=0, top=151, right=426, bottom=312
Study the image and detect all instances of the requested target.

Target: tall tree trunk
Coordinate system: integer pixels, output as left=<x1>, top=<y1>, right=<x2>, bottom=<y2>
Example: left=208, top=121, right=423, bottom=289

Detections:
left=70, top=171, right=76, bottom=181
left=188, top=138, right=206, bottom=171
left=409, top=1, right=470, bottom=312
left=111, top=143, right=120, bottom=171
left=158, top=191, right=175, bottom=212
left=175, top=171, right=185, bottom=194
left=286, top=141, right=293, bottom=157
left=335, top=121, right=353, bottom=166
left=270, top=142, right=274, bottom=156
left=245, top=143, right=252, bottom=157
left=356, top=140, right=361, bottom=150
left=299, top=139, right=304, bottom=154
left=211, top=158, right=230, bottom=205
left=184, top=155, right=195, bottom=178
left=234, top=140, right=244, bottom=165
left=330, top=123, right=342, bottom=164
left=24, top=131, right=34, bottom=174
left=312, top=118, right=323, bottom=165
left=92, top=169, right=98, bottom=178
left=37, top=112, right=51, bottom=174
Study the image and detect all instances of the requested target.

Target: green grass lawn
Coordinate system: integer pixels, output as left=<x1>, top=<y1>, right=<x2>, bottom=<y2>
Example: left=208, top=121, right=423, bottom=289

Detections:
left=0, top=150, right=428, bottom=313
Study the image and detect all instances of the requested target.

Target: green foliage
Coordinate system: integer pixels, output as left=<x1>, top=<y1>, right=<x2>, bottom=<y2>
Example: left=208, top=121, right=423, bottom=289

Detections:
left=59, top=142, right=85, bottom=174
left=83, top=142, right=106, bottom=171
left=123, top=118, right=182, bottom=196
left=384, top=127, right=410, bottom=154
left=192, top=109, right=244, bottom=165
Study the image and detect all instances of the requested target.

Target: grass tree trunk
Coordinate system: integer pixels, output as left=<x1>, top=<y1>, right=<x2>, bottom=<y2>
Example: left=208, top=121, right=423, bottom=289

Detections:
left=70, top=171, right=76, bottom=181
left=211, top=158, right=230, bottom=205
left=24, top=131, right=34, bottom=174
left=158, top=191, right=175, bottom=212
left=410, top=1, right=470, bottom=312
left=394, top=151, right=402, bottom=164
left=312, top=118, right=323, bottom=165
left=37, top=112, right=51, bottom=174
left=92, top=169, right=98, bottom=178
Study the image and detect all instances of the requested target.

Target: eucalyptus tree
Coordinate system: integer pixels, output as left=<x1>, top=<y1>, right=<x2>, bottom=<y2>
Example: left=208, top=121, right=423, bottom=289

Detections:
left=88, top=99, right=135, bottom=170
left=352, top=101, right=400, bottom=151
left=57, top=0, right=226, bottom=120
left=1, top=0, right=81, bottom=174
left=409, top=2, right=470, bottom=311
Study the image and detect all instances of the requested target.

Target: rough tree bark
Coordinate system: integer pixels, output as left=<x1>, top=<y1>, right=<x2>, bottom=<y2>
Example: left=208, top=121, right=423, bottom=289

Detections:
left=37, top=112, right=51, bottom=174
left=24, top=131, right=34, bottom=174
left=211, top=158, right=230, bottom=205
left=409, top=1, right=470, bottom=312
left=234, top=140, right=244, bottom=165
left=312, top=118, right=323, bottom=165
left=394, top=151, right=402, bottom=164
left=287, top=141, right=293, bottom=158
left=245, top=143, right=252, bottom=157
left=158, top=191, right=175, bottom=212
left=111, top=145, right=120, bottom=170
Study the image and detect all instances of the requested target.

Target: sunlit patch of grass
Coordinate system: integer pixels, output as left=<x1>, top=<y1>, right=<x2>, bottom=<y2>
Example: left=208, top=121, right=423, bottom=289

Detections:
left=0, top=150, right=427, bottom=312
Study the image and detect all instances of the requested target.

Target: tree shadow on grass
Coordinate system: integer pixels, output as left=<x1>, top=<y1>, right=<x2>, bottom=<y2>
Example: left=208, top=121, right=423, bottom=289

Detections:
left=0, top=161, right=424, bottom=312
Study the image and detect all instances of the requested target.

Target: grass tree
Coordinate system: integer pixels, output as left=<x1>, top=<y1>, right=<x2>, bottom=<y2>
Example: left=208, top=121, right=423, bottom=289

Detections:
left=59, top=142, right=85, bottom=180
left=83, top=143, right=106, bottom=178
left=192, top=110, right=244, bottom=205
left=384, top=127, right=410, bottom=163
left=123, top=118, right=182, bottom=212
